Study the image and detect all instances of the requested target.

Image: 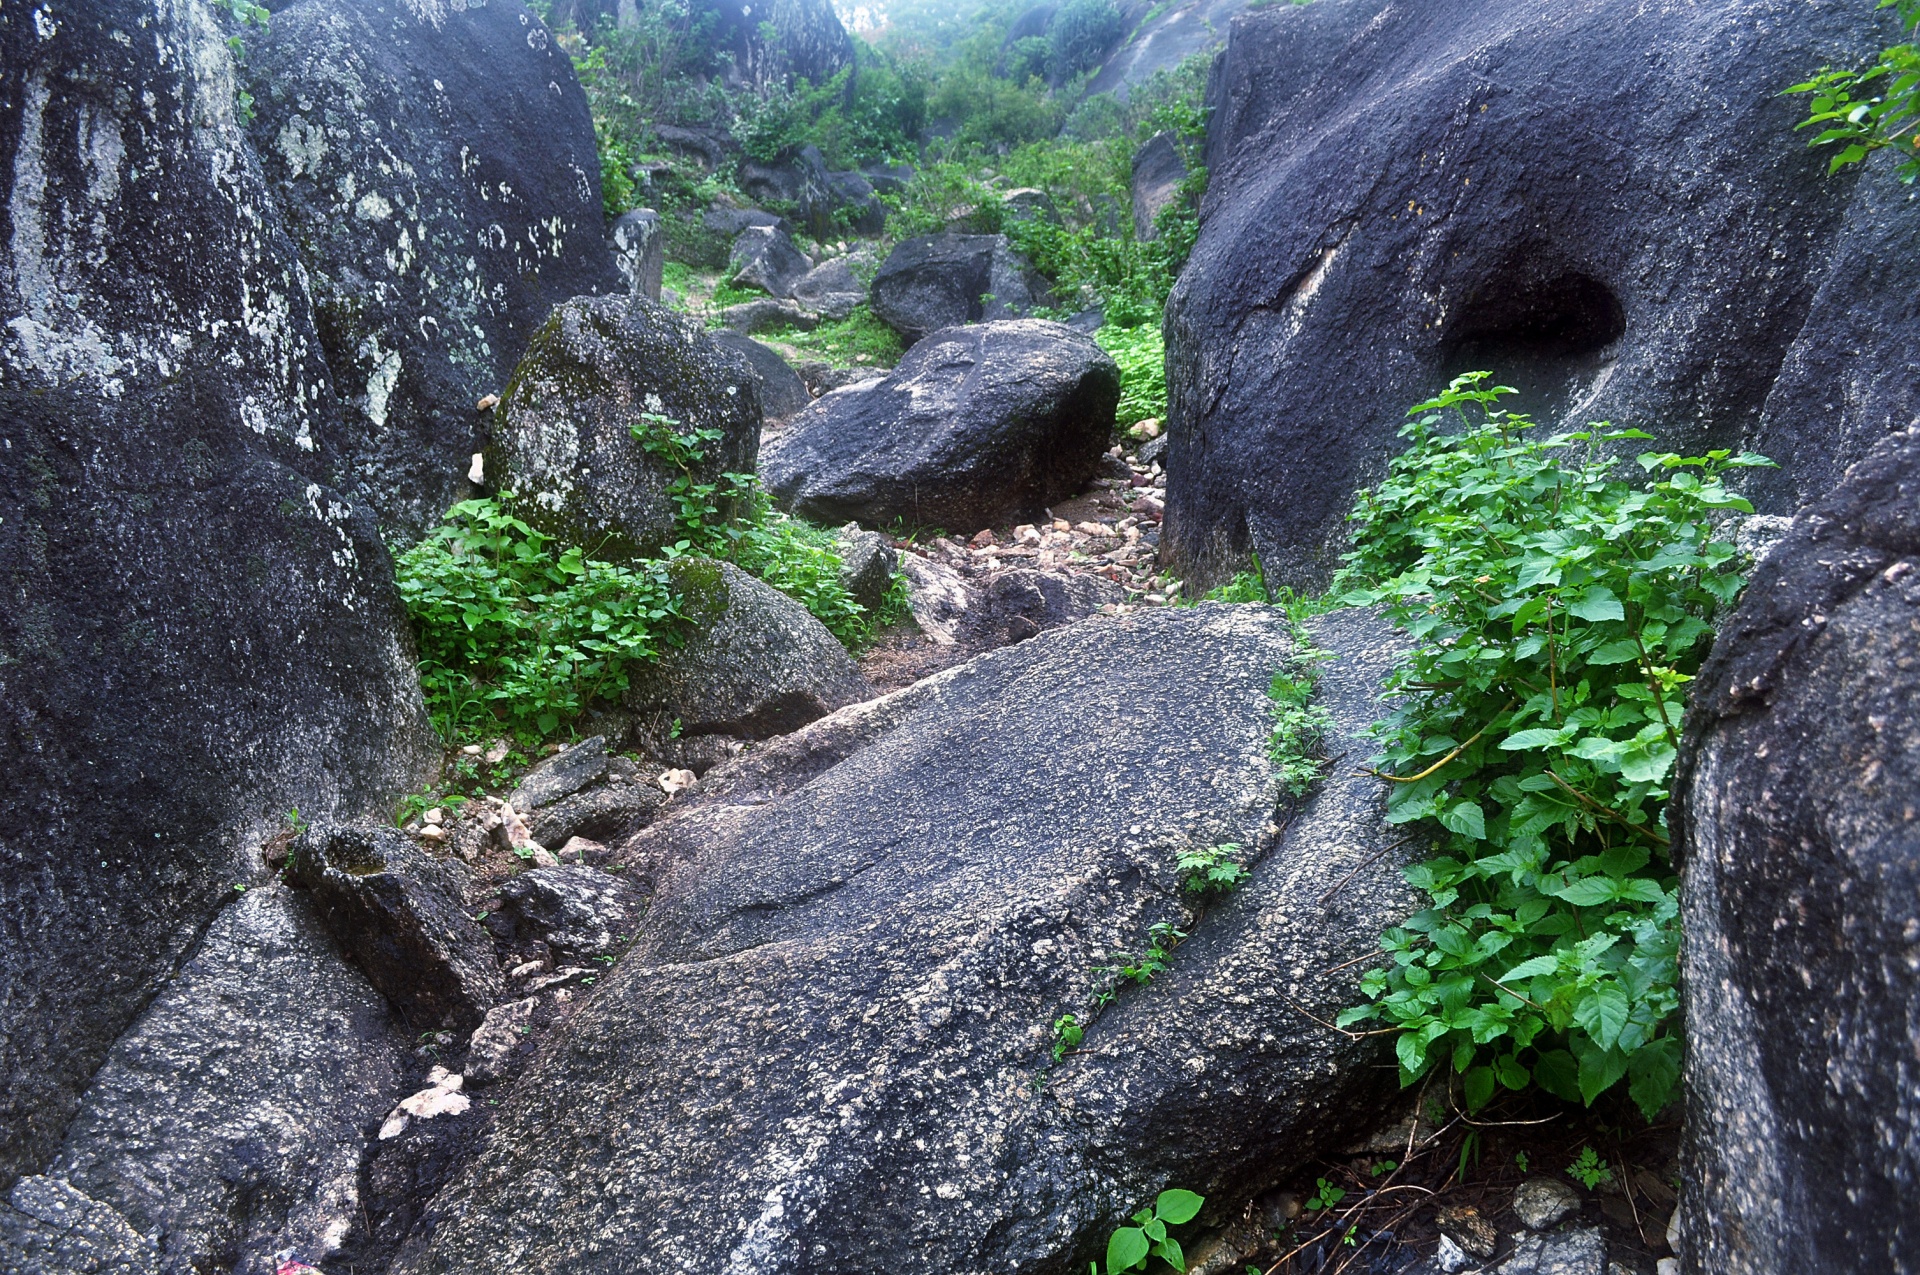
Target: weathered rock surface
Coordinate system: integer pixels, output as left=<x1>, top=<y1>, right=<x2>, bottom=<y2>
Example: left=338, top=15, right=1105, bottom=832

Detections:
left=0, top=1175, right=158, bottom=1275
left=497, top=865, right=645, bottom=961
left=1131, top=132, right=1188, bottom=240
left=712, top=330, right=813, bottom=422
left=1495, top=1227, right=1607, bottom=1275
left=289, top=824, right=502, bottom=1030
left=722, top=296, right=819, bottom=335
left=761, top=320, right=1119, bottom=530
left=1675, top=425, right=1920, bottom=1275
left=524, top=782, right=666, bottom=849
left=790, top=256, right=867, bottom=320
left=1166, top=0, right=1920, bottom=589
left=623, top=558, right=871, bottom=738
left=961, top=567, right=1125, bottom=647
left=836, top=524, right=900, bottom=615
left=869, top=233, right=1052, bottom=345
left=464, top=998, right=541, bottom=1087
left=488, top=296, right=760, bottom=558
left=1512, top=1177, right=1581, bottom=1233
left=1084, top=0, right=1250, bottom=99
left=706, top=0, right=853, bottom=86
left=0, top=0, right=433, bottom=1184
left=511, top=737, right=612, bottom=813
left=0, top=885, right=404, bottom=1275
left=399, top=605, right=1418, bottom=1274
left=730, top=225, right=814, bottom=298
left=613, top=208, right=666, bottom=300
left=245, top=0, right=621, bottom=537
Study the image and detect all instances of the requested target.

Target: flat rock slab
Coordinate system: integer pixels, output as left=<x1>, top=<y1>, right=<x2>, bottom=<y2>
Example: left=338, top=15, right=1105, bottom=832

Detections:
left=401, top=605, right=1418, bottom=1274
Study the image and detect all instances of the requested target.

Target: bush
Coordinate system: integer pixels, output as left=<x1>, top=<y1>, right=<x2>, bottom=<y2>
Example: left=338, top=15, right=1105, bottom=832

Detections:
left=1094, top=323, right=1166, bottom=425
left=1047, top=0, right=1123, bottom=82
left=1333, top=373, right=1773, bottom=1119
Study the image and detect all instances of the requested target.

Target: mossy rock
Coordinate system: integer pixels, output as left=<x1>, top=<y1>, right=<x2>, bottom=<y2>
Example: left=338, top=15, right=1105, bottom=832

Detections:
left=487, top=297, right=761, bottom=560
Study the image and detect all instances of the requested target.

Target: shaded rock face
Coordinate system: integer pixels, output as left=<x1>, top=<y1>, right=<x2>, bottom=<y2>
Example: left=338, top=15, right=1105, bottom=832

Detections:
left=488, top=296, right=760, bottom=559
left=711, top=330, right=813, bottom=422
left=497, top=864, right=645, bottom=961
left=790, top=256, right=867, bottom=320
left=869, top=233, right=1052, bottom=345
left=836, top=524, right=900, bottom=615
left=623, top=558, right=871, bottom=738
left=761, top=320, right=1119, bottom=531
left=705, top=0, right=853, bottom=86
left=1131, top=131, right=1187, bottom=240
left=1674, top=426, right=1920, bottom=1275
left=0, top=0, right=433, bottom=1184
left=0, top=1173, right=160, bottom=1275
left=963, top=568, right=1125, bottom=647
left=0, top=886, right=404, bottom=1275
left=1084, top=0, right=1250, bottom=99
left=246, top=0, right=622, bottom=539
left=398, top=605, right=1416, bottom=1274
left=289, top=824, right=503, bottom=1030
left=730, top=224, right=814, bottom=298
left=1166, top=0, right=1918, bottom=589
left=612, top=208, right=666, bottom=300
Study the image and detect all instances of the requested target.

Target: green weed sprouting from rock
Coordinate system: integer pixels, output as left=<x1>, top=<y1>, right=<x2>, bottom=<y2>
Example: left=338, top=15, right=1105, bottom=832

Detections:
left=1566, top=1145, right=1614, bottom=1189
left=1268, top=653, right=1333, bottom=798
left=1095, top=1189, right=1205, bottom=1274
left=1787, top=0, right=1920, bottom=182
left=1332, top=372, right=1772, bottom=1120
left=1093, top=921, right=1187, bottom=1001
left=1176, top=842, right=1249, bottom=893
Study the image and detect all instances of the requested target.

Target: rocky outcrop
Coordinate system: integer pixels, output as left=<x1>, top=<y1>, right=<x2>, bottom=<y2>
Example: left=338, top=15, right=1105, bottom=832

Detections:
left=245, top=0, right=622, bottom=538
left=1131, top=131, right=1188, bottom=240
left=496, top=864, right=645, bottom=961
left=836, top=524, right=900, bottom=614
left=612, top=209, right=666, bottom=300
left=1674, top=426, right=1920, bottom=1275
left=487, top=296, right=761, bottom=559
left=1165, top=0, right=1918, bottom=589
left=791, top=256, right=868, bottom=320
left=289, top=824, right=502, bottom=1031
left=0, top=886, right=405, bottom=1275
left=869, top=233, right=1053, bottom=345
left=705, top=0, right=853, bottom=86
left=1084, top=0, right=1251, bottom=99
left=0, top=0, right=433, bottom=1185
left=622, top=558, right=871, bottom=739
left=761, top=320, right=1119, bottom=530
left=398, top=604, right=1416, bottom=1274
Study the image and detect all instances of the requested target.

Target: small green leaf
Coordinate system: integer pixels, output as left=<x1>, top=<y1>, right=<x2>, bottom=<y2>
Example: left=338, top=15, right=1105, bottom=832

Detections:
left=1106, top=1226, right=1150, bottom=1273
left=1155, top=1189, right=1204, bottom=1225
left=1569, top=586, right=1625, bottom=622
left=1441, top=799, right=1486, bottom=840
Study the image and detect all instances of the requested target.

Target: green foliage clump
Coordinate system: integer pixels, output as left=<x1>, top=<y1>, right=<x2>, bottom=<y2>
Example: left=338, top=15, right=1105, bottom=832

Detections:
left=396, top=498, right=683, bottom=741
left=1094, top=323, right=1166, bottom=426
left=1566, top=1146, right=1615, bottom=1189
left=763, top=304, right=904, bottom=367
left=1095, top=1189, right=1205, bottom=1274
left=1333, top=373, right=1773, bottom=1120
left=1788, top=0, right=1920, bottom=181
left=1095, top=921, right=1186, bottom=996
left=1177, top=842, right=1249, bottom=893
left=736, top=55, right=927, bottom=167
left=1268, top=656, right=1333, bottom=798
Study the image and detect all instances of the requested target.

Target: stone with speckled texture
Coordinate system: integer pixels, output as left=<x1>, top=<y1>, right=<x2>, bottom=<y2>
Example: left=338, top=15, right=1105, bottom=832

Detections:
left=0, top=0, right=434, bottom=1187
left=1675, top=427, right=1920, bottom=1275
left=1166, top=0, right=1920, bottom=591
left=396, top=603, right=1418, bottom=1274
left=244, top=0, right=623, bottom=540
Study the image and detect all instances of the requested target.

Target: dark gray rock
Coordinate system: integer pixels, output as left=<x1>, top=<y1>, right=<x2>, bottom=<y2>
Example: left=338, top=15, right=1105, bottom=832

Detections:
left=824, top=168, right=887, bottom=235
left=722, top=296, right=820, bottom=335
left=1084, top=0, right=1249, bottom=99
left=0, top=0, right=433, bottom=1184
left=523, top=781, right=666, bottom=849
left=511, top=738, right=611, bottom=813
left=464, top=997, right=540, bottom=1087
left=761, top=320, right=1120, bottom=530
left=1495, top=1227, right=1606, bottom=1275
left=836, top=524, right=900, bottom=615
left=704, top=206, right=794, bottom=238
left=613, top=208, right=666, bottom=301
left=488, top=296, right=760, bottom=559
left=245, top=0, right=622, bottom=538
left=1675, top=426, right=1920, bottom=1275
left=795, top=361, right=883, bottom=397
left=711, top=331, right=813, bottom=422
left=1166, top=0, right=1917, bottom=590
left=959, top=567, right=1125, bottom=646
left=0, top=1176, right=158, bottom=1275
left=289, top=824, right=502, bottom=1030
left=1512, top=1176, right=1581, bottom=1232
left=399, top=604, right=1417, bottom=1274
left=3, top=886, right=405, bottom=1275
left=497, top=865, right=645, bottom=961
left=741, top=145, right=833, bottom=220
left=730, top=225, right=814, bottom=298
left=862, top=163, right=916, bottom=196
left=1131, top=132, right=1188, bottom=241
left=791, top=257, right=867, bottom=320
left=623, top=558, right=871, bottom=738
left=869, top=233, right=1053, bottom=345
left=1003, top=186, right=1061, bottom=225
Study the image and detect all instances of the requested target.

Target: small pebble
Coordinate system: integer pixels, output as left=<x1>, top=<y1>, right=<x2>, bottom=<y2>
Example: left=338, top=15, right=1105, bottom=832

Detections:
left=1513, top=1175, right=1581, bottom=1231
left=422, top=807, right=444, bottom=825
left=419, top=825, right=447, bottom=842
left=461, top=744, right=482, bottom=756
left=475, top=393, right=499, bottom=411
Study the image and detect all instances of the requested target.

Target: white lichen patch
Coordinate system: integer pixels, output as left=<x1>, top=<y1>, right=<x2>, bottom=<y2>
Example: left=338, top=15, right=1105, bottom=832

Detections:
left=277, top=116, right=330, bottom=180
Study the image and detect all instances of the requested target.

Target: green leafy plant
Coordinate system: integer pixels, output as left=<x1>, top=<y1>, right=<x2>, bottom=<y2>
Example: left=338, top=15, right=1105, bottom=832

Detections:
left=1787, top=0, right=1920, bottom=182
left=1095, top=921, right=1186, bottom=999
left=1566, top=1146, right=1614, bottom=1189
left=1095, top=323, right=1167, bottom=428
left=1095, top=1189, right=1205, bottom=1274
left=1052, top=1013, right=1085, bottom=1061
left=764, top=304, right=904, bottom=369
left=1515, top=1150, right=1531, bottom=1174
left=1177, top=842, right=1249, bottom=893
left=1305, top=1178, right=1347, bottom=1211
left=1267, top=655, right=1333, bottom=799
left=1333, top=373, right=1772, bottom=1119
left=285, top=807, right=309, bottom=835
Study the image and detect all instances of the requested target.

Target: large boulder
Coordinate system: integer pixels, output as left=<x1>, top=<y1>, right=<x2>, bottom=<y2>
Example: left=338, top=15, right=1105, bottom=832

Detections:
left=487, top=296, right=760, bottom=559
left=790, top=256, right=868, bottom=321
left=397, top=604, right=1417, bottom=1273
left=760, top=320, right=1119, bottom=530
left=622, top=558, right=871, bottom=739
left=1674, top=426, right=1920, bottom=1274
left=729, top=225, right=814, bottom=299
left=705, top=0, right=853, bottom=86
left=245, top=0, right=623, bottom=538
left=1083, top=0, right=1251, bottom=99
left=1165, top=0, right=1920, bottom=589
left=869, top=233, right=1052, bottom=345
left=0, top=886, right=405, bottom=1275
left=0, top=0, right=433, bottom=1185
left=710, top=331, right=813, bottom=423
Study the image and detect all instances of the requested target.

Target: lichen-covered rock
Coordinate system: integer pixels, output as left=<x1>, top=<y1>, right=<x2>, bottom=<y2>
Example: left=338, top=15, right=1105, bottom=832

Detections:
left=959, top=567, right=1124, bottom=647
left=497, top=865, right=645, bottom=962
left=791, top=256, right=867, bottom=321
left=244, top=0, right=622, bottom=538
left=523, top=781, right=666, bottom=849
left=487, top=296, right=760, bottom=559
left=1165, top=0, right=1918, bottom=589
left=511, top=737, right=612, bottom=813
left=0, top=0, right=433, bottom=1183
left=761, top=320, right=1119, bottom=530
left=1675, top=426, right=1920, bottom=1275
left=623, top=558, right=871, bottom=738
left=0, top=886, right=405, bottom=1275
left=613, top=208, right=666, bottom=301
left=400, top=605, right=1416, bottom=1274
left=289, top=824, right=502, bottom=1030
left=1131, top=131, right=1188, bottom=241
left=869, top=233, right=1052, bottom=345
